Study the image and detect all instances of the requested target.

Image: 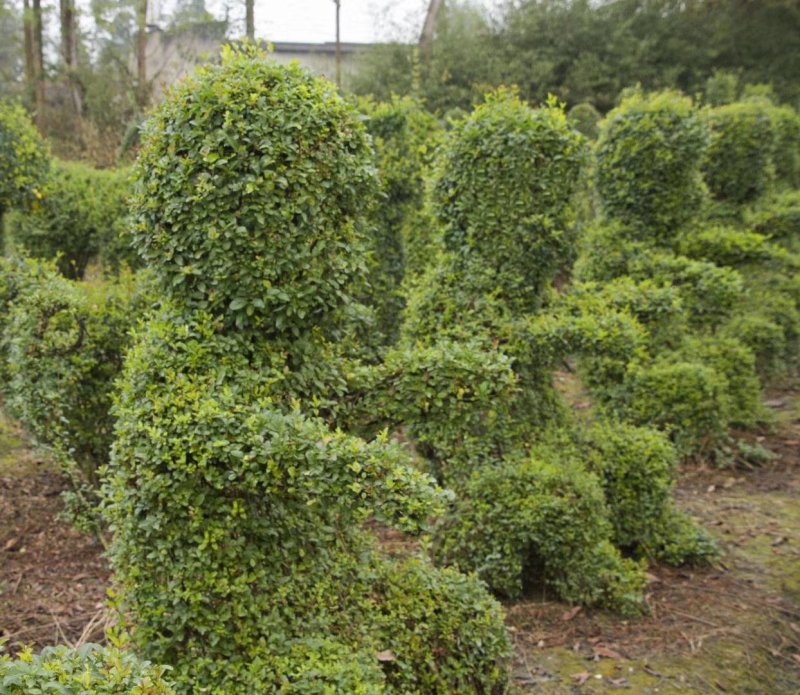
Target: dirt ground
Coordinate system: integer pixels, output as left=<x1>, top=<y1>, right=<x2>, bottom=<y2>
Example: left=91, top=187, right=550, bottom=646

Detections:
left=1, top=394, right=799, bottom=693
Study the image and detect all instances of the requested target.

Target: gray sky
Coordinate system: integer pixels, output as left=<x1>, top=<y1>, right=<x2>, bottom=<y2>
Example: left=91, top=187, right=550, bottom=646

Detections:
left=156, top=1, right=499, bottom=44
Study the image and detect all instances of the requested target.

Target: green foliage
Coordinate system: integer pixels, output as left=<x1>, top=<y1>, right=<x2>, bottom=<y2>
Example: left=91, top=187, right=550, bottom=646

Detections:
left=675, top=224, right=779, bottom=268
left=0, top=101, right=49, bottom=216
left=622, top=359, right=730, bottom=458
left=577, top=422, right=717, bottom=564
left=0, top=643, right=174, bottom=694
left=431, top=90, right=586, bottom=311
left=3, top=269, right=153, bottom=528
left=359, top=96, right=441, bottom=343
left=704, top=70, right=739, bottom=107
left=435, top=455, right=646, bottom=614
left=0, top=256, right=57, bottom=377
left=345, top=340, right=519, bottom=483
left=704, top=100, right=775, bottom=204
left=131, top=46, right=376, bottom=335
left=595, top=90, right=708, bottom=239
left=107, top=48, right=510, bottom=693
left=373, top=559, right=511, bottom=693
left=769, top=104, right=800, bottom=188
left=567, top=101, right=601, bottom=140
left=7, top=160, right=132, bottom=278
left=747, top=191, right=800, bottom=253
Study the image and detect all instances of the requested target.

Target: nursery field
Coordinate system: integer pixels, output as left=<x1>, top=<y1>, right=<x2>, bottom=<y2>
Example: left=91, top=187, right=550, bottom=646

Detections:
left=2, top=43, right=800, bottom=694
left=2, top=393, right=799, bottom=692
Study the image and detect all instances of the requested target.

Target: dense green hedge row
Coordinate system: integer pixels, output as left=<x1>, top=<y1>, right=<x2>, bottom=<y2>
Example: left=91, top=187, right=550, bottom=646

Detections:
left=2, top=60, right=797, bottom=693
left=579, top=89, right=800, bottom=461
left=6, top=161, right=135, bottom=278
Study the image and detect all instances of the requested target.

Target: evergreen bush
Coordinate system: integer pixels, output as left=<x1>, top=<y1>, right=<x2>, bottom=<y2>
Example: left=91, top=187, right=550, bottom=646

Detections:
left=7, top=160, right=131, bottom=278
left=595, top=90, right=708, bottom=239
left=0, top=101, right=49, bottom=218
left=104, top=47, right=511, bottom=693
left=0, top=643, right=174, bottom=694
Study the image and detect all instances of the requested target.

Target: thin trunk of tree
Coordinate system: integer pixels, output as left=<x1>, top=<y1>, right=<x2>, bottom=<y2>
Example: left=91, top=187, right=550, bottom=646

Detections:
left=419, top=0, right=444, bottom=62
left=245, top=0, right=254, bottom=40
left=32, top=0, right=44, bottom=131
left=136, top=0, right=148, bottom=110
left=60, top=0, right=82, bottom=115
left=22, top=0, right=34, bottom=105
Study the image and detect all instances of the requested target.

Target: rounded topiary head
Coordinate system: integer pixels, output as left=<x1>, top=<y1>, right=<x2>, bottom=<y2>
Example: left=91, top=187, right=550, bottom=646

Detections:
left=131, top=45, right=377, bottom=334
left=596, top=90, right=708, bottom=239
left=433, top=91, right=585, bottom=300
left=0, top=101, right=49, bottom=215
left=704, top=99, right=777, bottom=204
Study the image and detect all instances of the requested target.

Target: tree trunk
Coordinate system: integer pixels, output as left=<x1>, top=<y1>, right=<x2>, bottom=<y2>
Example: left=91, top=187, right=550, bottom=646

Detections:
left=22, top=0, right=34, bottom=105
left=32, top=0, right=44, bottom=131
left=245, top=0, right=254, bottom=40
left=136, top=0, right=148, bottom=110
left=60, top=0, right=82, bottom=115
left=419, top=0, right=444, bottom=62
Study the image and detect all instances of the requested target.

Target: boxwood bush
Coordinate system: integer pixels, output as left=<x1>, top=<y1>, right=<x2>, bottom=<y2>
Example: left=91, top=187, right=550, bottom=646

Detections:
left=3, top=269, right=154, bottom=528
left=595, top=90, right=708, bottom=240
left=0, top=644, right=174, bottom=694
left=0, top=101, right=49, bottom=219
left=7, top=160, right=132, bottom=278
left=105, top=46, right=511, bottom=693
left=703, top=100, right=775, bottom=204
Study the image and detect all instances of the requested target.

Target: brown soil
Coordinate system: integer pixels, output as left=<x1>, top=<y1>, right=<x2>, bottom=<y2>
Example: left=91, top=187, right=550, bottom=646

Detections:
left=0, top=413, right=109, bottom=653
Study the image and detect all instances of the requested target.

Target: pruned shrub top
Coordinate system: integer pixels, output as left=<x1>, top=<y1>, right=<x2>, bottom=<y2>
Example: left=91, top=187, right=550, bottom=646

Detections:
left=432, top=91, right=585, bottom=304
left=0, top=101, right=49, bottom=215
left=131, top=46, right=377, bottom=334
left=596, top=90, right=708, bottom=239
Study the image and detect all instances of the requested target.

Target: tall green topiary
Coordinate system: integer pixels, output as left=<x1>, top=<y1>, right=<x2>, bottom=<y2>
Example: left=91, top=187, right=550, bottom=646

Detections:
left=384, top=91, right=713, bottom=606
left=0, top=101, right=49, bottom=220
left=596, top=90, right=708, bottom=239
left=105, top=46, right=510, bottom=693
left=704, top=100, right=776, bottom=204
left=359, top=96, right=442, bottom=344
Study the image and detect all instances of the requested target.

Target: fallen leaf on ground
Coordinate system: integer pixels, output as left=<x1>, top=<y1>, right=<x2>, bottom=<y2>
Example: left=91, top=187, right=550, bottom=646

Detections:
left=572, top=671, right=591, bottom=685
left=562, top=605, right=582, bottom=621
left=375, top=650, right=396, bottom=662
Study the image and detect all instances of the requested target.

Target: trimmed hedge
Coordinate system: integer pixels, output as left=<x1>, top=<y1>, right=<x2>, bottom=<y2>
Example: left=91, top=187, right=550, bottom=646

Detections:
left=7, top=160, right=132, bottom=279
left=105, top=47, right=511, bottom=693
left=0, top=643, right=174, bottom=694
left=596, top=90, right=708, bottom=239
left=0, top=101, right=49, bottom=217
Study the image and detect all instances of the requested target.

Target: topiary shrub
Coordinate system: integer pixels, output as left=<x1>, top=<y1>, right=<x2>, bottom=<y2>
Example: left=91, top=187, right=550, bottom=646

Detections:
left=430, top=90, right=586, bottom=313
left=0, top=101, right=49, bottom=220
left=595, top=90, right=708, bottom=240
left=567, top=101, right=601, bottom=139
left=575, top=422, right=718, bottom=564
left=359, top=96, right=442, bottom=344
left=434, top=455, right=646, bottom=614
left=704, top=100, right=775, bottom=204
left=0, top=643, right=174, bottom=694
left=131, top=48, right=377, bottom=336
left=621, top=359, right=730, bottom=459
left=7, top=160, right=132, bottom=279
left=105, top=46, right=511, bottom=693
left=4, top=269, right=154, bottom=529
